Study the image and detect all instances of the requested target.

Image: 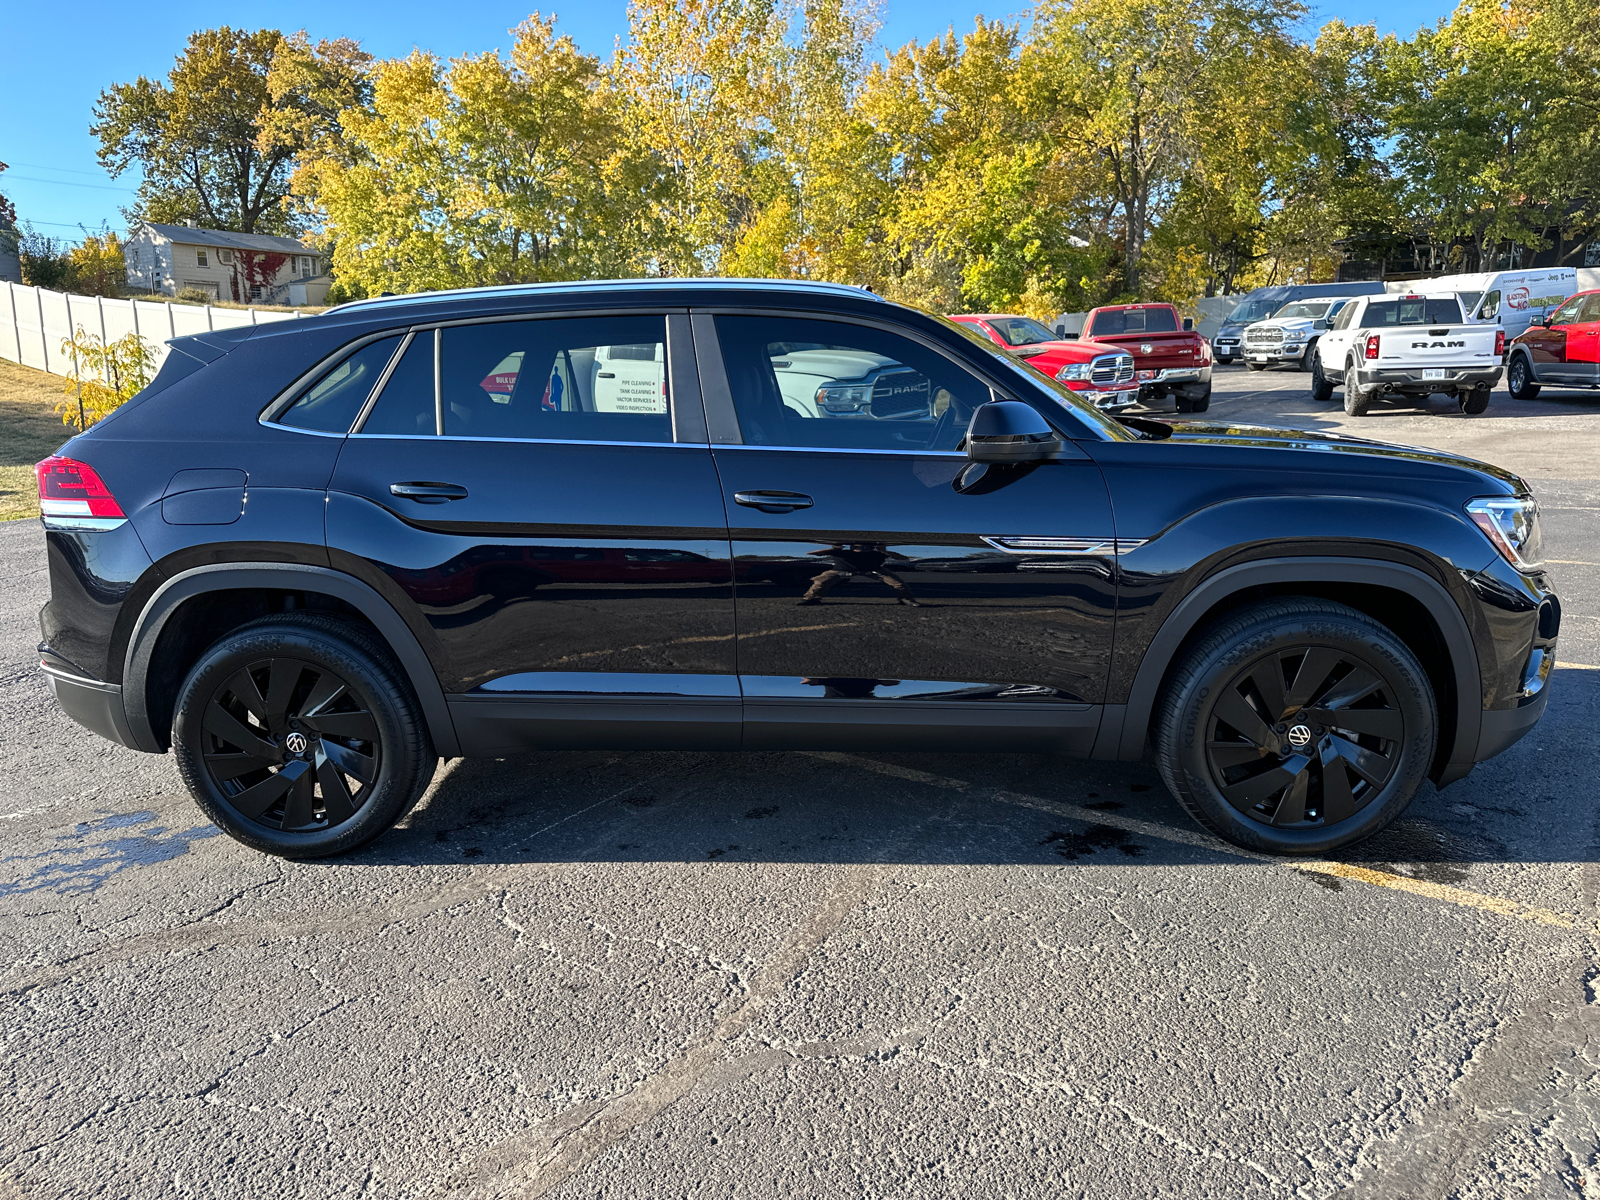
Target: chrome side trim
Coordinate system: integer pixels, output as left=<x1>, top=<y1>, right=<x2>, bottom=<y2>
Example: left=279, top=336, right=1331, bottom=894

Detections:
left=40, top=516, right=128, bottom=533
left=982, top=536, right=1148, bottom=555
left=711, top=444, right=966, bottom=459
left=39, top=662, right=121, bottom=693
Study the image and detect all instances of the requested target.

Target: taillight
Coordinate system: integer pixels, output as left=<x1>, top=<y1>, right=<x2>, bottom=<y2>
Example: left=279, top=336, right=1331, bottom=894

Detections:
left=1495, top=329, right=1506, bottom=356
left=1365, top=334, right=1381, bottom=360
left=36, top=456, right=125, bottom=518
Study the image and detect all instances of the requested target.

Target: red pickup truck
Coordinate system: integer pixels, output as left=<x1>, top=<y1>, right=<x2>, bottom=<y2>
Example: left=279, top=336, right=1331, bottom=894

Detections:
left=1506, top=288, right=1600, bottom=399
left=947, top=313, right=1139, bottom=413
left=1079, top=303, right=1212, bottom=412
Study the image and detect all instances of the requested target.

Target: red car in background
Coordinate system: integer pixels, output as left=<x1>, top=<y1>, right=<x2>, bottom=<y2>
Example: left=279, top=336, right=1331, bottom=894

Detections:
left=1079, top=303, right=1212, bottom=412
left=1506, top=288, right=1600, bottom=400
left=947, top=313, right=1139, bottom=413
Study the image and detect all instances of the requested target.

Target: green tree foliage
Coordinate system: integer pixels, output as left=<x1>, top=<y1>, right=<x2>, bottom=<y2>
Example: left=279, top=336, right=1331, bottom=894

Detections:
left=57, top=328, right=155, bottom=429
left=93, top=28, right=305, bottom=234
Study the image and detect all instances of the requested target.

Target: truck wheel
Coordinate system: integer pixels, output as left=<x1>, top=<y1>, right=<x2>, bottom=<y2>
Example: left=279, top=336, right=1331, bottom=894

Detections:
left=1309, top=354, right=1335, bottom=403
left=1459, top=387, right=1490, bottom=415
left=1154, top=597, right=1435, bottom=855
left=1507, top=356, right=1541, bottom=400
left=172, top=614, right=437, bottom=858
left=1217, top=357, right=1234, bottom=366
left=1297, top=339, right=1319, bottom=372
left=1246, top=362, right=1267, bottom=372
left=1184, top=383, right=1211, bottom=413
left=1343, top=363, right=1373, bottom=416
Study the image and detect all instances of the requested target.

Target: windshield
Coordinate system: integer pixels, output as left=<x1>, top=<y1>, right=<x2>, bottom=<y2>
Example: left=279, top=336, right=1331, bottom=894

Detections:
left=933, top=314, right=1134, bottom=441
left=1224, top=297, right=1282, bottom=325
left=986, top=316, right=1058, bottom=347
left=1273, top=301, right=1333, bottom=320
left=1457, top=291, right=1483, bottom=313
left=1363, top=297, right=1464, bottom=326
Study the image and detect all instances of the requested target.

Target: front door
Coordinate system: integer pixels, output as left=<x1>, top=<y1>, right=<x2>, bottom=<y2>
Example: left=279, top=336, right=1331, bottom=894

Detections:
left=694, top=311, right=1118, bottom=753
left=327, top=311, right=738, bottom=754
left=1525, top=294, right=1585, bottom=381
left=1563, top=294, right=1600, bottom=383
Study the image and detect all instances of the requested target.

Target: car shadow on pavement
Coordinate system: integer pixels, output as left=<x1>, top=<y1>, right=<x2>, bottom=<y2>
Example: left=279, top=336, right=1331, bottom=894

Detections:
left=334, top=666, right=1598, bottom=875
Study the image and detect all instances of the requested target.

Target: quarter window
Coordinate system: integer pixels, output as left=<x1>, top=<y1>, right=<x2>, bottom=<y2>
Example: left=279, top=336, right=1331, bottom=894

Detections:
left=713, top=315, right=988, bottom=452
left=276, top=336, right=403, bottom=434
left=358, top=315, right=672, bottom=444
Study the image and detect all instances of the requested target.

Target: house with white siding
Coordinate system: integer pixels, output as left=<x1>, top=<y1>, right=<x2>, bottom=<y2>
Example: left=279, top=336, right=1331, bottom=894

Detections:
left=123, top=221, right=330, bottom=306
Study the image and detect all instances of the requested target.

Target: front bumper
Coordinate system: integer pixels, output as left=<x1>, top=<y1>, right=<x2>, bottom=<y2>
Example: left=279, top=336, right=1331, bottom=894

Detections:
left=1357, top=364, right=1504, bottom=391
left=1243, top=345, right=1308, bottom=364
left=41, top=662, right=142, bottom=750
left=1067, top=384, right=1140, bottom=411
left=1212, top=335, right=1241, bottom=357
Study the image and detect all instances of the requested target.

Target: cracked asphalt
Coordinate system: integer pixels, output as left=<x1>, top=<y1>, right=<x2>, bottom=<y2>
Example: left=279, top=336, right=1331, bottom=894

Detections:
left=2, top=364, right=1599, bottom=1198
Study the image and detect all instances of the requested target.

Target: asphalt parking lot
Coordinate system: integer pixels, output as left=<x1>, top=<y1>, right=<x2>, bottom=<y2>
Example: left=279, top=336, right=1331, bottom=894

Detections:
left=3, top=364, right=1599, bottom=1199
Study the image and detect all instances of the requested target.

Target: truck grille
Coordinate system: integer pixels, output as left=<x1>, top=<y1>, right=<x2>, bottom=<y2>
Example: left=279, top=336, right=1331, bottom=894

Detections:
left=1090, top=353, right=1136, bottom=385
left=1245, top=327, right=1283, bottom=348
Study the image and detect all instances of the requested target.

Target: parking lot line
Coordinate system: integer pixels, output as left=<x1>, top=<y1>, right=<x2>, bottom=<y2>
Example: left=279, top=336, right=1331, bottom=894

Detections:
left=806, top=751, right=1600, bottom=938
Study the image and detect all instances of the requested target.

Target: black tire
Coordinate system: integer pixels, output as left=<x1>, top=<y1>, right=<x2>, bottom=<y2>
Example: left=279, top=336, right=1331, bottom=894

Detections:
left=1297, top=338, right=1318, bottom=372
left=1154, top=598, right=1436, bottom=855
left=172, top=614, right=437, bottom=858
left=1507, top=355, right=1540, bottom=400
left=1245, top=361, right=1267, bottom=372
left=1459, top=388, right=1490, bottom=415
left=1217, top=357, right=1234, bottom=366
left=1185, top=383, right=1211, bottom=413
left=1343, top=362, right=1372, bottom=416
left=1173, top=395, right=1194, bottom=413
left=1309, top=353, right=1335, bottom=402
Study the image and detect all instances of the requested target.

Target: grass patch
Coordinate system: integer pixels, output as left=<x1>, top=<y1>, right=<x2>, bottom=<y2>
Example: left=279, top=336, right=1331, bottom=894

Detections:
left=0, top=359, right=74, bottom=521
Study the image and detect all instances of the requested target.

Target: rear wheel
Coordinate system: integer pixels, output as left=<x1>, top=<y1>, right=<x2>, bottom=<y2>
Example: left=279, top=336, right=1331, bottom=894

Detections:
left=1459, top=387, right=1490, bottom=415
left=1343, top=362, right=1373, bottom=416
left=1155, top=598, right=1435, bottom=854
left=1309, top=353, right=1335, bottom=402
left=1507, top=355, right=1541, bottom=400
left=172, top=615, right=436, bottom=858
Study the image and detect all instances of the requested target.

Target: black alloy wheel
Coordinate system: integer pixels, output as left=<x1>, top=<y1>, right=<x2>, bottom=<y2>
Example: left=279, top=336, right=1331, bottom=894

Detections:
left=1507, top=356, right=1540, bottom=400
left=1202, top=645, right=1404, bottom=828
left=199, top=656, right=379, bottom=831
left=1155, top=598, right=1434, bottom=854
left=173, top=614, right=436, bottom=857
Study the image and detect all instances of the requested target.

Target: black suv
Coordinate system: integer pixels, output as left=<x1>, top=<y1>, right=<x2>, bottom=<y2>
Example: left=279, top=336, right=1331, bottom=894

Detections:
left=35, top=280, right=1559, bottom=858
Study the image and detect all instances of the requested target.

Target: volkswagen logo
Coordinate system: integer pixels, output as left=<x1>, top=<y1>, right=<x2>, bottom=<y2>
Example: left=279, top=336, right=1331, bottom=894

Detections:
left=1286, top=724, right=1313, bottom=749
left=284, top=731, right=309, bottom=756
left=1140, top=342, right=1154, bottom=355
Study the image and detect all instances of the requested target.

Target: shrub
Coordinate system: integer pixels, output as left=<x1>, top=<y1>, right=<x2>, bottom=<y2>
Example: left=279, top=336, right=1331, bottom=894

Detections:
left=174, top=287, right=215, bottom=304
left=57, top=327, right=156, bottom=429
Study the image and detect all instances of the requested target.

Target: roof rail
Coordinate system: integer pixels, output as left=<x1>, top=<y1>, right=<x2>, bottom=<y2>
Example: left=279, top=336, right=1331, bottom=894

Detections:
left=324, top=277, right=885, bottom=315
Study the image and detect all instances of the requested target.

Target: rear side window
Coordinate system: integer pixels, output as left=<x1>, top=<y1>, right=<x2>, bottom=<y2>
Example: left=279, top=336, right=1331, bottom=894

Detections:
left=276, top=336, right=402, bottom=433
left=357, top=316, right=671, bottom=443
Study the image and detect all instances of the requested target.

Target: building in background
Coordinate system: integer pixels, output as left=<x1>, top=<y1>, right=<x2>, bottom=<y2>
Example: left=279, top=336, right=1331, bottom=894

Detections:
left=122, top=221, right=328, bottom=306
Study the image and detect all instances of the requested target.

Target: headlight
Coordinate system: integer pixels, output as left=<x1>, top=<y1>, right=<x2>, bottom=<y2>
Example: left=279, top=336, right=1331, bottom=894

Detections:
left=1466, top=497, right=1544, bottom=572
left=1056, top=363, right=1092, bottom=382
left=816, top=383, right=872, bottom=412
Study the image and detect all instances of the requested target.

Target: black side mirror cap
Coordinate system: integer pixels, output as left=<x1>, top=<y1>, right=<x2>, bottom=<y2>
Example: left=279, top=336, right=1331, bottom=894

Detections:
left=1182, top=317, right=1194, bottom=331
left=1055, top=324, right=1066, bottom=337
left=964, top=401, right=1062, bottom=463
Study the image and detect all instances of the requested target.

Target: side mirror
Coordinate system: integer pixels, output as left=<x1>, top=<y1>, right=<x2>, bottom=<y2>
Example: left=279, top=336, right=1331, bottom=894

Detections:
left=1055, top=324, right=1066, bottom=337
left=1182, top=317, right=1194, bottom=332
left=964, top=401, right=1061, bottom=463
left=1542, top=316, right=1553, bottom=327
left=1314, top=318, right=1328, bottom=330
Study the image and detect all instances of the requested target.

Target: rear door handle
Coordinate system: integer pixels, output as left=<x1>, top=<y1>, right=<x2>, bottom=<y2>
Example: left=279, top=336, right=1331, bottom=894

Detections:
left=390, top=481, right=469, bottom=504
left=734, top=490, right=814, bottom=513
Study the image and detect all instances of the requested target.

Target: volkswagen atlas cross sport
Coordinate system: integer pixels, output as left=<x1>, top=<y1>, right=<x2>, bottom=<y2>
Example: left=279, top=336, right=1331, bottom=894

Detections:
left=34, top=279, right=1559, bottom=859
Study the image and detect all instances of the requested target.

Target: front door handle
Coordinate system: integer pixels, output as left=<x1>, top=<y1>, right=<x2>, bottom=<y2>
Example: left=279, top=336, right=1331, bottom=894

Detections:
left=734, top=490, right=814, bottom=514
left=390, top=481, right=469, bottom=504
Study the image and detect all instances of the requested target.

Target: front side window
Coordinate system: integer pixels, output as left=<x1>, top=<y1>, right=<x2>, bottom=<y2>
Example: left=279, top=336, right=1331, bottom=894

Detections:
left=1578, top=294, right=1600, bottom=324
left=714, top=315, right=989, bottom=453
left=1549, top=296, right=1587, bottom=326
left=986, top=317, right=1057, bottom=347
left=358, top=315, right=671, bottom=443
left=1332, top=302, right=1358, bottom=331
left=276, top=335, right=403, bottom=433
left=1477, top=291, right=1501, bottom=321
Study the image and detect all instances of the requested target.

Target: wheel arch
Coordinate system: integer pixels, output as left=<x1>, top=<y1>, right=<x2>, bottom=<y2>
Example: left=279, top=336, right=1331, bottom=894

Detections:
left=123, top=563, right=460, bottom=757
left=1096, top=558, right=1480, bottom=786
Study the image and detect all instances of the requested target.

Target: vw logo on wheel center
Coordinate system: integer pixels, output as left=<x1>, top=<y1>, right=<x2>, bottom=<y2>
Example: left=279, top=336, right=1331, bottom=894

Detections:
left=284, top=731, right=309, bottom=756
left=1286, top=724, right=1314, bottom=748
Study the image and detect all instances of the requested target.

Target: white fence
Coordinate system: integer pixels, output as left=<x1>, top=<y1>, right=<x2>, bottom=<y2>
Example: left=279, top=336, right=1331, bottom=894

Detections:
left=0, top=281, right=310, bottom=379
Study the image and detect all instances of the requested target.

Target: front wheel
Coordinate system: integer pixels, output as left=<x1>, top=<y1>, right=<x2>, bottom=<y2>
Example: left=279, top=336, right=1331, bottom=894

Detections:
left=1309, top=353, right=1335, bottom=402
left=1217, top=357, right=1234, bottom=366
left=1154, top=598, right=1436, bottom=854
left=1245, top=361, right=1267, bottom=372
left=172, top=614, right=437, bottom=858
left=1297, top=339, right=1319, bottom=372
left=1507, top=355, right=1541, bottom=400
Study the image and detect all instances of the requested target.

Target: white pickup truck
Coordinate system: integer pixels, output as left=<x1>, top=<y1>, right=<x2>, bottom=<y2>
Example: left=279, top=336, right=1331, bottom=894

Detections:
left=1310, top=292, right=1505, bottom=416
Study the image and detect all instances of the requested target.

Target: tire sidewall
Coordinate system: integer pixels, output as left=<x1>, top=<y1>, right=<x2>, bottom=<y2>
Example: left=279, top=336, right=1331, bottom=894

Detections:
left=1161, top=610, right=1436, bottom=854
left=173, top=621, right=427, bottom=857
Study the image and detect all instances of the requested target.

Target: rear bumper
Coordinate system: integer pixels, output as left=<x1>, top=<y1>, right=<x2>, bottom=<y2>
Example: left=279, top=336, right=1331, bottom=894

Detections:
left=41, top=663, right=145, bottom=751
left=1357, top=364, right=1503, bottom=391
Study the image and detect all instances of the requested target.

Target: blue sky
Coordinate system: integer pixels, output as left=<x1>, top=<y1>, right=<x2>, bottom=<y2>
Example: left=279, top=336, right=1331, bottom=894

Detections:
left=0, top=0, right=1456, bottom=240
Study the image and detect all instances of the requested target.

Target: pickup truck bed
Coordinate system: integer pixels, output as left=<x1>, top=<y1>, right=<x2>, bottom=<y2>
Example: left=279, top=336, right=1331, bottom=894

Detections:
left=1312, top=293, right=1504, bottom=416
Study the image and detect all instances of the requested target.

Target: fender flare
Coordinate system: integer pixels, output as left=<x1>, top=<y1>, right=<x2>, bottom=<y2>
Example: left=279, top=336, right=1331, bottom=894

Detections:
left=1094, top=557, right=1481, bottom=782
left=122, top=562, right=460, bottom=757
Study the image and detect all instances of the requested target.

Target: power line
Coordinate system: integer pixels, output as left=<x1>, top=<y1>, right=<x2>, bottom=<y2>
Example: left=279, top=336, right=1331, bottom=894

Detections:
left=1, top=161, right=133, bottom=179
left=3, top=174, right=138, bottom=193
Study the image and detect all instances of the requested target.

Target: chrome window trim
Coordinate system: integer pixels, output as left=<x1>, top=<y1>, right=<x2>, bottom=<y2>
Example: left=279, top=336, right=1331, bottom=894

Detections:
left=343, top=433, right=695, bottom=450
left=350, top=330, right=415, bottom=432
left=710, top=443, right=966, bottom=459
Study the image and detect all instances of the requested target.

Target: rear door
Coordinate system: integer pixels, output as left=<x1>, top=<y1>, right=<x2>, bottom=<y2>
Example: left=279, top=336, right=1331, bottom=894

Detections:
left=694, top=309, right=1117, bottom=754
left=326, top=310, right=739, bottom=754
